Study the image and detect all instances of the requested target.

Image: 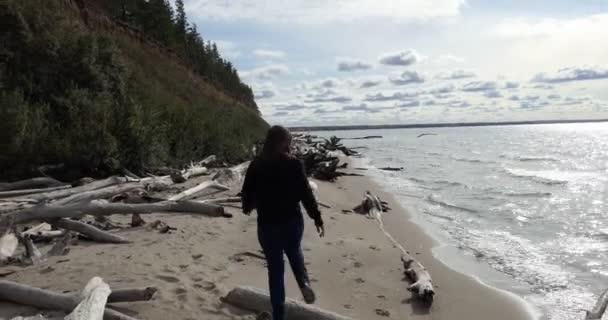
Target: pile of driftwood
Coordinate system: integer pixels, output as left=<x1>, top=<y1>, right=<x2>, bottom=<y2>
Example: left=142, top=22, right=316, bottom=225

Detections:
left=0, top=157, right=250, bottom=266
left=0, top=157, right=251, bottom=318
left=291, top=134, right=361, bottom=182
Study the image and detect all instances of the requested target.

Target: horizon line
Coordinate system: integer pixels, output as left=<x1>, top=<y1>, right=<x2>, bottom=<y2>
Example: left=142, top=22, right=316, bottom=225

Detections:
left=289, top=118, right=608, bottom=132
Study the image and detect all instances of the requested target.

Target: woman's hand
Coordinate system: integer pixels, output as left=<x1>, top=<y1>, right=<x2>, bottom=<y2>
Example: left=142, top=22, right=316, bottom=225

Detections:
left=316, top=224, right=325, bottom=237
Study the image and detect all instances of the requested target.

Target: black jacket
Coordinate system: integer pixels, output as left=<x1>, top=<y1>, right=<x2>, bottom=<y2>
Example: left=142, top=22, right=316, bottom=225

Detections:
left=241, top=154, right=323, bottom=226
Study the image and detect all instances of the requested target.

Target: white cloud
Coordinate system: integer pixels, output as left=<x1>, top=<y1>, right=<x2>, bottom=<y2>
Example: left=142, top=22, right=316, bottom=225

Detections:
left=364, top=91, right=419, bottom=102
left=435, top=69, right=476, bottom=80
left=389, top=71, right=425, bottom=85
left=505, top=81, right=520, bottom=89
left=255, top=89, right=276, bottom=99
left=484, top=90, right=503, bottom=99
left=253, top=49, right=286, bottom=58
left=306, top=95, right=353, bottom=103
left=379, top=49, right=421, bottom=66
left=342, top=104, right=370, bottom=112
left=427, top=83, right=456, bottom=94
left=187, top=0, right=464, bottom=23
left=461, top=81, right=498, bottom=92
left=241, top=64, right=290, bottom=80
left=547, top=94, right=561, bottom=100
left=337, top=57, right=372, bottom=72
left=532, top=66, right=608, bottom=83
left=360, top=79, right=382, bottom=88
left=399, top=99, right=421, bottom=108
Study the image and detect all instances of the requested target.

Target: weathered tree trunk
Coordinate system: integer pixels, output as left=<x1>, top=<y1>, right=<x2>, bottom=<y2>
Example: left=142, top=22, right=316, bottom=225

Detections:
left=65, top=277, right=111, bottom=320
left=52, top=219, right=130, bottom=244
left=0, top=280, right=155, bottom=320
left=0, top=177, right=67, bottom=192
left=53, top=183, right=145, bottom=206
left=2, top=200, right=226, bottom=226
left=586, top=288, right=608, bottom=320
left=201, top=196, right=241, bottom=204
left=223, top=286, right=353, bottom=320
left=211, top=162, right=250, bottom=186
left=168, top=180, right=229, bottom=201
left=29, top=177, right=128, bottom=202
left=0, top=185, right=72, bottom=199
left=170, top=166, right=208, bottom=183
left=401, top=253, right=434, bottom=301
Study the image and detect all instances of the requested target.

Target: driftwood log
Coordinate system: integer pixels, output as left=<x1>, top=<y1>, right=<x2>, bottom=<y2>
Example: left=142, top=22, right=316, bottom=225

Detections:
left=353, top=191, right=388, bottom=219
left=1, top=200, right=226, bottom=227
left=28, top=177, right=128, bottom=202
left=52, top=219, right=129, bottom=244
left=401, top=253, right=435, bottom=301
left=586, top=288, right=608, bottom=320
left=65, top=277, right=111, bottom=320
left=212, top=162, right=250, bottom=186
left=0, top=232, right=18, bottom=262
left=0, top=177, right=67, bottom=192
left=168, top=180, right=230, bottom=201
left=0, top=279, right=156, bottom=320
left=170, top=165, right=208, bottom=184
left=0, top=186, right=72, bottom=199
left=223, top=286, right=353, bottom=320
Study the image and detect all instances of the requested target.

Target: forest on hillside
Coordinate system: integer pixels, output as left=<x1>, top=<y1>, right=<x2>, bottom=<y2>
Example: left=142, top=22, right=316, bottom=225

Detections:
left=0, top=0, right=268, bottom=180
left=86, top=0, right=257, bottom=110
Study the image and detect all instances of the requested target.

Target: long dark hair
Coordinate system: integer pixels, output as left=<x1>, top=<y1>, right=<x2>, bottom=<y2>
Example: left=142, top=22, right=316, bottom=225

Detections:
left=261, top=125, right=292, bottom=159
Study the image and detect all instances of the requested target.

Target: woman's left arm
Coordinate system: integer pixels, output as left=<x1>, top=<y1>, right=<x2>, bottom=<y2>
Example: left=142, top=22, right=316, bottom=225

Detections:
left=240, top=160, right=257, bottom=215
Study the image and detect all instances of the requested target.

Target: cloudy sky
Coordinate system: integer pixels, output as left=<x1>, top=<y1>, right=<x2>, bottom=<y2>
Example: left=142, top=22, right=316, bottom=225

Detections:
left=185, top=0, right=608, bottom=126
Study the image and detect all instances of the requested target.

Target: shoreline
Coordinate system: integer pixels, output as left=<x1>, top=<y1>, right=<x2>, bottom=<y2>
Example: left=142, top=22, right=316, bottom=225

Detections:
left=351, top=154, right=542, bottom=318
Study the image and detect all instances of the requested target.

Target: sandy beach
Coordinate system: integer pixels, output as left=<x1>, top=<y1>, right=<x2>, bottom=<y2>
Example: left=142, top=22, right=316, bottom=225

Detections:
left=0, top=168, right=536, bottom=320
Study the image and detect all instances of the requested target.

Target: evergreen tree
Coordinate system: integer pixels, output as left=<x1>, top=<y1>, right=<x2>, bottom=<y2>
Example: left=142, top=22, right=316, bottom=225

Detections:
left=175, top=0, right=187, bottom=38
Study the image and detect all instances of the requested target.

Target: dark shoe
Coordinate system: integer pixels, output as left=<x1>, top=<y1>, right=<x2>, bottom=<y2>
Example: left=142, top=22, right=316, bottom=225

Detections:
left=256, top=311, right=272, bottom=320
left=301, top=283, right=316, bottom=304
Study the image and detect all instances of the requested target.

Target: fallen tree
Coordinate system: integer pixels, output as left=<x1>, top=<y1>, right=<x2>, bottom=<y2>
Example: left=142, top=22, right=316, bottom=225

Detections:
left=223, top=286, right=353, bottom=320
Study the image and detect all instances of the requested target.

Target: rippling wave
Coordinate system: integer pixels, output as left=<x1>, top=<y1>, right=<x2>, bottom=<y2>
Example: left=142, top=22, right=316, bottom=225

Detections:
left=426, top=195, right=479, bottom=213
left=502, top=167, right=569, bottom=185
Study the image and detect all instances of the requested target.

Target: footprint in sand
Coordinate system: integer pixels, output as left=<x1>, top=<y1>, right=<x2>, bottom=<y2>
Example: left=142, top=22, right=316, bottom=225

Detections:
left=354, top=278, right=365, bottom=284
left=156, top=275, right=180, bottom=283
left=353, top=261, right=363, bottom=268
left=375, top=309, right=390, bottom=317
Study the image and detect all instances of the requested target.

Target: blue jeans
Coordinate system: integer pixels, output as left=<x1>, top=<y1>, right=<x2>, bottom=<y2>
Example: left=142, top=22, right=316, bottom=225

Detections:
left=258, top=215, right=310, bottom=320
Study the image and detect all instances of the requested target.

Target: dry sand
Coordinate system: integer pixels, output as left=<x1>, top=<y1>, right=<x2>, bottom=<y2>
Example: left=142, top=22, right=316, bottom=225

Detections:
left=0, top=171, right=536, bottom=320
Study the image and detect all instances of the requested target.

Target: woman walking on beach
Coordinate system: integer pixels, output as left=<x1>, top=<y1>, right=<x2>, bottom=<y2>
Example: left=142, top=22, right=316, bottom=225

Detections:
left=241, top=125, right=325, bottom=320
